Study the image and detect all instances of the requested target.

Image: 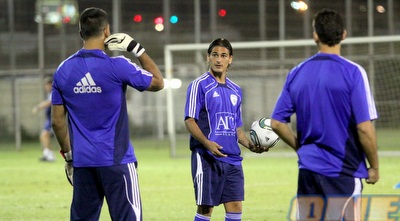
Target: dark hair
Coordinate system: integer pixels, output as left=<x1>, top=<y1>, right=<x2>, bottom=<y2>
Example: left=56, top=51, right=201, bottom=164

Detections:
left=313, top=9, right=344, bottom=47
left=79, top=7, right=108, bottom=40
left=207, top=38, right=233, bottom=55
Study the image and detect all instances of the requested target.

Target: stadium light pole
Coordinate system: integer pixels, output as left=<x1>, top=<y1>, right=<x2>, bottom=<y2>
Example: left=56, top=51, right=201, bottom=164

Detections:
left=210, top=0, right=216, bottom=39
left=345, top=0, right=353, bottom=56
left=165, top=48, right=176, bottom=157
left=387, top=0, right=394, bottom=55
left=278, top=0, right=286, bottom=83
left=158, top=0, right=172, bottom=140
left=302, top=0, right=311, bottom=58
left=59, top=0, right=67, bottom=60
left=258, top=0, right=267, bottom=62
left=8, top=0, right=21, bottom=150
left=7, top=0, right=16, bottom=70
left=112, top=0, right=121, bottom=57
left=194, top=0, right=203, bottom=65
left=367, top=0, right=375, bottom=97
left=38, top=1, right=46, bottom=152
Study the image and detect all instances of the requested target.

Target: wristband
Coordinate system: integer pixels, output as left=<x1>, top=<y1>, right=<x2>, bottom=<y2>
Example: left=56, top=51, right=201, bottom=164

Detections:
left=127, top=40, right=145, bottom=57
left=60, top=150, right=73, bottom=162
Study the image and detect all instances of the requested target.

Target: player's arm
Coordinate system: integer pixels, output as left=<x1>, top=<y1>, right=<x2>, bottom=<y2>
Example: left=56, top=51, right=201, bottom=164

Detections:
left=104, top=33, right=164, bottom=91
left=137, top=52, right=164, bottom=92
left=51, top=104, right=73, bottom=185
left=51, top=104, right=71, bottom=153
left=32, top=99, right=51, bottom=114
left=236, top=127, right=263, bottom=153
left=184, top=117, right=227, bottom=157
left=270, top=119, right=299, bottom=151
left=357, top=120, right=379, bottom=184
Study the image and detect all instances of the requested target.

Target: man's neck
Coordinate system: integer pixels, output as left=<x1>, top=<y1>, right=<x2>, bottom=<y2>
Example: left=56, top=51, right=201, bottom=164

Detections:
left=83, top=38, right=106, bottom=51
left=318, top=43, right=341, bottom=55
left=209, top=70, right=226, bottom=84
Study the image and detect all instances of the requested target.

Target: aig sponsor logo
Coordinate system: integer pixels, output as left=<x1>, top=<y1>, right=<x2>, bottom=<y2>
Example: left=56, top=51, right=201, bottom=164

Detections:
left=215, top=112, right=236, bottom=136
left=287, top=195, right=400, bottom=221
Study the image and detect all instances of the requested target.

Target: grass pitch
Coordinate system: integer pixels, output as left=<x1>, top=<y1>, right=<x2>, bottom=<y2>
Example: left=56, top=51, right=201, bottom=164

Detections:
left=0, top=134, right=399, bottom=221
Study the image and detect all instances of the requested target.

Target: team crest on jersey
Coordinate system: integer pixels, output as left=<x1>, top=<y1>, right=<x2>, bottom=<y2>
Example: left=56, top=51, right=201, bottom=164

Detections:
left=230, top=94, right=238, bottom=106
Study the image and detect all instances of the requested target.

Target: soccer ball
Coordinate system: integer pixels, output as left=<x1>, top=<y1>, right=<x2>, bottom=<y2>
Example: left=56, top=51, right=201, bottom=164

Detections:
left=250, top=118, right=280, bottom=149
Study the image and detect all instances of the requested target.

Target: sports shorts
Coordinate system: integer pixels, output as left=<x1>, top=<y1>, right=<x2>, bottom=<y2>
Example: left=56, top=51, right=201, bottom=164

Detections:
left=296, top=169, right=363, bottom=221
left=191, top=150, right=244, bottom=206
left=43, top=118, right=51, bottom=131
left=71, top=162, right=142, bottom=221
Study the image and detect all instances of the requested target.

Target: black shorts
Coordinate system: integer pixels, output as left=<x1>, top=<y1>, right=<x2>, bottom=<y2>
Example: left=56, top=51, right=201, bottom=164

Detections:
left=296, top=169, right=363, bottom=221
left=71, top=163, right=142, bottom=220
left=191, top=150, right=244, bottom=206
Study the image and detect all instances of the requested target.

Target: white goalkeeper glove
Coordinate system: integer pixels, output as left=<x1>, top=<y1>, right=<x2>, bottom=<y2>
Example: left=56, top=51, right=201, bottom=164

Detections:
left=104, top=33, right=145, bottom=57
left=60, top=150, right=73, bottom=186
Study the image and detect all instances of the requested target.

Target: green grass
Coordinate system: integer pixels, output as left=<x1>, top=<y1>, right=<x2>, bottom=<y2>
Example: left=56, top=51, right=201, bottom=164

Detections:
left=0, top=134, right=399, bottom=221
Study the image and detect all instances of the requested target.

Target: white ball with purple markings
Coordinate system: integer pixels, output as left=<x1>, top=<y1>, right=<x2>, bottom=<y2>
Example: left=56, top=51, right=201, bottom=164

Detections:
left=250, top=118, right=280, bottom=149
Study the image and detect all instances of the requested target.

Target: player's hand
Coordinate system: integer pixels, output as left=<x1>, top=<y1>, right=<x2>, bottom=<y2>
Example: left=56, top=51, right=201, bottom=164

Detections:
left=60, top=150, right=73, bottom=186
left=248, top=142, right=265, bottom=154
left=64, top=161, right=73, bottom=186
left=32, top=106, right=39, bottom=114
left=366, top=168, right=379, bottom=184
left=104, top=33, right=145, bottom=57
left=204, top=140, right=227, bottom=157
left=260, top=146, right=271, bottom=153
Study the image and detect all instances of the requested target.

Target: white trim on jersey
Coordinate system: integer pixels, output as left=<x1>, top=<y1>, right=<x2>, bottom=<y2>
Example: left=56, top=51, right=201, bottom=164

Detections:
left=117, top=55, right=153, bottom=77
left=188, top=73, right=209, bottom=118
left=342, top=56, right=378, bottom=120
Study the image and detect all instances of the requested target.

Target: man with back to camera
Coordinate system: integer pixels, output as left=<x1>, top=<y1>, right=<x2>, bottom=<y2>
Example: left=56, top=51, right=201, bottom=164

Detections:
left=51, top=7, right=164, bottom=220
left=270, top=9, right=379, bottom=220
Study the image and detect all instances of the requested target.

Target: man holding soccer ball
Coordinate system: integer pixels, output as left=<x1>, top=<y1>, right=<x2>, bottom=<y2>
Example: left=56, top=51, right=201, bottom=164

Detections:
left=184, top=38, right=263, bottom=221
left=271, top=9, right=379, bottom=220
left=51, top=7, right=164, bottom=220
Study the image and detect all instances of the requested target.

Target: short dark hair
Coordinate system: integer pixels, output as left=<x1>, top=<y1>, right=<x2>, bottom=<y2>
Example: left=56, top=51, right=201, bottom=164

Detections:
left=79, top=7, right=108, bottom=40
left=207, top=38, right=233, bottom=56
left=313, top=9, right=344, bottom=47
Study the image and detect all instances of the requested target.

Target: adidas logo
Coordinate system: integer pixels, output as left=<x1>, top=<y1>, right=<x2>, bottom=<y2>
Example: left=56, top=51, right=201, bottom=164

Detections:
left=73, top=73, right=102, bottom=94
left=213, top=91, right=220, bottom=97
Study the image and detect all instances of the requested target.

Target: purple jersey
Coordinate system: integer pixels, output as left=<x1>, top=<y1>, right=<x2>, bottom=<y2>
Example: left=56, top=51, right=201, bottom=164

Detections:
left=52, top=49, right=153, bottom=167
left=185, top=72, right=244, bottom=165
left=272, top=53, right=378, bottom=178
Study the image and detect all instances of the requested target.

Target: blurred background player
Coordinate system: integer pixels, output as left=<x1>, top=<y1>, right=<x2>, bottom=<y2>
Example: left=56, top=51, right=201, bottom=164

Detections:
left=32, top=76, right=55, bottom=162
left=51, top=7, right=164, bottom=220
left=271, top=9, right=379, bottom=220
left=184, top=38, right=262, bottom=221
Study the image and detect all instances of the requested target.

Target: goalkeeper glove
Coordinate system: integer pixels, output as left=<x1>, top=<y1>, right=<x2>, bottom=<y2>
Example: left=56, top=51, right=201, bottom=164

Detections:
left=104, top=33, right=145, bottom=57
left=60, top=150, right=73, bottom=186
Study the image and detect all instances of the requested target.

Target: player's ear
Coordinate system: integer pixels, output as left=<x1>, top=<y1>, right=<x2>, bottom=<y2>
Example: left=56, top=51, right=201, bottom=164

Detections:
left=313, top=31, right=319, bottom=44
left=104, top=24, right=111, bottom=38
left=342, top=29, right=347, bottom=40
left=79, top=23, right=83, bottom=40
